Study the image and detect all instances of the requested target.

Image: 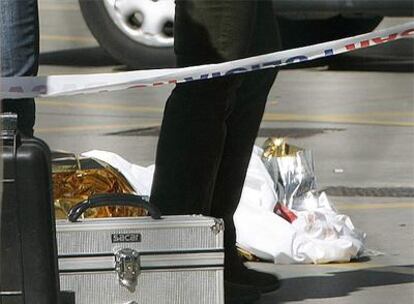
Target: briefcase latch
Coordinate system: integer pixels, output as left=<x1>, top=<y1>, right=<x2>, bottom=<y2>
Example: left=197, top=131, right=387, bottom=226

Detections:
left=211, top=218, right=225, bottom=235
left=115, top=248, right=141, bottom=292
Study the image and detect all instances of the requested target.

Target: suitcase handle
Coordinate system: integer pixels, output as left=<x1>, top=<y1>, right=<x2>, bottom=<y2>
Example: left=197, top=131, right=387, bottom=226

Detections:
left=67, top=194, right=162, bottom=222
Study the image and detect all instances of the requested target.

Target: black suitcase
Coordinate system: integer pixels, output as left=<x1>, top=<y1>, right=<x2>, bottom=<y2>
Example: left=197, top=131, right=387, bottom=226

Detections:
left=0, top=113, right=60, bottom=304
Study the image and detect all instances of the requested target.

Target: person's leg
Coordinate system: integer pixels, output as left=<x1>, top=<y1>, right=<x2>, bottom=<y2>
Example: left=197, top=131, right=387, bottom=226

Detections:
left=150, top=0, right=257, bottom=216
left=208, top=0, right=282, bottom=289
left=0, top=0, right=39, bottom=136
left=210, top=70, right=278, bottom=260
left=150, top=1, right=279, bottom=300
left=213, top=69, right=281, bottom=293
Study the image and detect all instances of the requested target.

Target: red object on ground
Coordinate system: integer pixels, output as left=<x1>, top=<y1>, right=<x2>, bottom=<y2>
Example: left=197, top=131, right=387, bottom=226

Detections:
left=274, top=202, right=297, bottom=223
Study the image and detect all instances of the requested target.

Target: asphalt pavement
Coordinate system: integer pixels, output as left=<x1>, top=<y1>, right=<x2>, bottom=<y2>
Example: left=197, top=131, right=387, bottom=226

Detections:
left=36, top=1, right=414, bottom=303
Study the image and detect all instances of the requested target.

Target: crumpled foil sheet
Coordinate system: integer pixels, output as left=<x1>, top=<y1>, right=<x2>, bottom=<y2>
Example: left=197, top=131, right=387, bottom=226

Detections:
left=261, top=138, right=317, bottom=209
left=52, top=152, right=147, bottom=219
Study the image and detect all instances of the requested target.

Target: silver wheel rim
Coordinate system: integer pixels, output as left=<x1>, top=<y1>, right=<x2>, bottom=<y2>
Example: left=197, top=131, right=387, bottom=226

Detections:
left=103, top=0, right=174, bottom=48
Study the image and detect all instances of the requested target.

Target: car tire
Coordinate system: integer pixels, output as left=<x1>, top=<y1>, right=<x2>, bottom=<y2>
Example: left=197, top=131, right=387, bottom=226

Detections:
left=79, top=0, right=175, bottom=69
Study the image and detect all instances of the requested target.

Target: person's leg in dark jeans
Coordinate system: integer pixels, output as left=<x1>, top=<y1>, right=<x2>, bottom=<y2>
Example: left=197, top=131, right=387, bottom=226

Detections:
left=0, top=0, right=39, bottom=136
left=210, top=0, right=281, bottom=286
left=151, top=0, right=257, bottom=216
left=150, top=1, right=281, bottom=301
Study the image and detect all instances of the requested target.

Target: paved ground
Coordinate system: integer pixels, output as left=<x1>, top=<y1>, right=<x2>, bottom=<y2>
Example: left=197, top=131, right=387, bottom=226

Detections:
left=36, top=1, right=414, bottom=303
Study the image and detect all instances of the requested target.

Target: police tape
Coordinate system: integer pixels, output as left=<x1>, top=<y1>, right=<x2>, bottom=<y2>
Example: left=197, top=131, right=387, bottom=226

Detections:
left=1, top=22, right=413, bottom=99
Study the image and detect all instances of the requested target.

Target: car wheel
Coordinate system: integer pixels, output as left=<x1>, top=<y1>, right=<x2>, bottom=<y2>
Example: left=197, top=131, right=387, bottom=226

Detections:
left=79, top=0, right=175, bottom=69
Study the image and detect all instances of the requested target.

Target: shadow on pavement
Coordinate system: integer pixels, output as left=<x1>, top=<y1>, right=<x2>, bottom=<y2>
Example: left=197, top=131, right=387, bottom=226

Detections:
left=39, top=47, right=175, bottom=70
left=39, top=47, right=119, bottom=67
left=106, top=127, right=345, bottom=138
left=284, top=39, right=414, bottom=72
left=262, top=265, right=414, bottom=303
left=328, top=39, right=414, bottom=73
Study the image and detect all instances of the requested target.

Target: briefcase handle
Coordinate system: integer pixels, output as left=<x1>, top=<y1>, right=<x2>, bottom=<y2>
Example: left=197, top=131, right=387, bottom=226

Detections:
left=67, top=193, right=162, bottom=222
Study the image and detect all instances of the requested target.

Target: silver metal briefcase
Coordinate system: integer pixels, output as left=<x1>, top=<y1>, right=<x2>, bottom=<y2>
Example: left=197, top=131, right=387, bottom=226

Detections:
left=56, top=194, right=224, bottom=304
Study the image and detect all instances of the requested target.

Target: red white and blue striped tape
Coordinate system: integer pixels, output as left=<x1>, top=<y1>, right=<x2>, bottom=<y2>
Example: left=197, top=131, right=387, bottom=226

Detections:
left=1, top=22, right=413, bottom=99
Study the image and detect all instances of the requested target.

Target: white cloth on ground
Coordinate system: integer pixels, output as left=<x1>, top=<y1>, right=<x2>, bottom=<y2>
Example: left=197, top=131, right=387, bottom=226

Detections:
left=83, top=148, right=365, bottom=264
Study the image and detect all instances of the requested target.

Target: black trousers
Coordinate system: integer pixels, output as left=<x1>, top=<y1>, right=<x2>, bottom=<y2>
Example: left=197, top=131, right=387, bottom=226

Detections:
left=150, top=0, right=281, bottom=270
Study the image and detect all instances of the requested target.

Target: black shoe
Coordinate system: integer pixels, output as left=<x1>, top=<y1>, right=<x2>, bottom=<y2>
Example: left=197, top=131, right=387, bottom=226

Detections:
left=227, top=265, right=281, bottom=293
left=225, top=281, right=261, bottom=304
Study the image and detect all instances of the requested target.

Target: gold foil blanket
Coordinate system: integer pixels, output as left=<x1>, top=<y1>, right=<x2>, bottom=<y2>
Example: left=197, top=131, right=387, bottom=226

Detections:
left=52, top=152, right=147, bottom=219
